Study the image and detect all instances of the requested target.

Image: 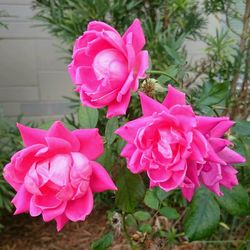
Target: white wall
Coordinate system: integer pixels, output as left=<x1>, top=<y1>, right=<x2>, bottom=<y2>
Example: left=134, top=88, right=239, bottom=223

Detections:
left=0, top=0, right=74, bottom=122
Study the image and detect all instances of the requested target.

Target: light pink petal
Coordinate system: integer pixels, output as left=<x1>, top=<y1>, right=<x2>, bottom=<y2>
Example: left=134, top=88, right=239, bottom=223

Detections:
left=30, top=196, right=42, bottom=217
left=65, top=188, right=93, bottom=222
left=72, top=128, right=104, bottom=160
left=89, top=162, right=117, bottom=192
left=220, top=165, right=238, bottom=189
left=49, top=154, right=71, bottom=186
left=55, top=214, right=69, bottom=231
left=122, top=19, right=146, bottom=53
left=107, top=91, right=131, bottom=118
left=12, top=185, right=32, bottom=215
left=218, top=147, right=245, bottom=164
left=139, top=92, right=168, bottom=116
left=17, top=123, right=46, bottom=147
left=48, top=121, right=80, bottom=151
left=162, top=85, right=186, bottom=108
left=201, top=163, right=222, bottom=187
left=3, top=162, right=22, bottom=191
left=127, top=149, right=145, bottom=174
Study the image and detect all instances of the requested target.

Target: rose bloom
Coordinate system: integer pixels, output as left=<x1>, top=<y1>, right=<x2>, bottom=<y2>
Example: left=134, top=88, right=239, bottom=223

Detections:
left=4, top=121, right=116, bottom=231
left=116, top=85, right=245, bottom=201
left=68, top=19, right=149, bottom=118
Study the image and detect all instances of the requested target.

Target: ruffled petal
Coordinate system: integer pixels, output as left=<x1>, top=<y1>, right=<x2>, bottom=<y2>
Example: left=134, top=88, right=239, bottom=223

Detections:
left=89, top=162, right=117, bottom=192
left=162, top=85, right=186, bottom=108
left=72, top=128, right=104, bottom=160
left=17, top=123, right=46, bottom=147
left=122, top=19, right=146, bottom=53
left=65, top=188, right=93, bottom=222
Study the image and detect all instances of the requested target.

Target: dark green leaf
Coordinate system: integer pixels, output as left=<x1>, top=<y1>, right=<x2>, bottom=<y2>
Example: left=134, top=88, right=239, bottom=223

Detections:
left=184, top=187, right=220, bottom=241
left=216, top=185, right=250, bottom=216
left=134, top=211, right=151, bottom=221
left=125, top=214, right=137, bottom=227
left=78, top=106, right=98, bottom=128
left=91, top=232, right=113, bottom=250
left=159, top=207, right=180, bottom=219
left=105, top=117, right=119, bottom=145
left=97, top=146, right=114, bottom=172
left=115, top=168, right=145, bottom=213
left=155, top=187, right=172, bottom=201
left=144, top=190, right=159, bottom=210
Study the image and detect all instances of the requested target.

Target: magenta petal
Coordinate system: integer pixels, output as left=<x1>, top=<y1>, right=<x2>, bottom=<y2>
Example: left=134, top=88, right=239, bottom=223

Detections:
left=218, top=147, right=245, bottom=164
left=30, top=196, right=42, bottom=217
left=72, top=128, right=104, bottom=160
left=55, top=214, right=69, bottom=231
left=17, top=123, right=46, bottom=147
left=220, top=165, right=238, bottom=189
left=122, top=18, right=146, bottom=53
left=209, top=138, right=230, bottom=152
left=42, top=202, right=67, bottom=222
left=139, top=92, right=168, bottom=116
left=48, top=121, right=80, bottom=151
left=162, top=85, right=186, bottom=108
left=65, top=188, right=93, bottom=222
left=210, top=120, right=234, bottom=137
left=107, top=91, right=131, bottom=118
left=12, top=185, right=32, bottom=215
left=147, top=167, right=172, bottom=182
left=87, top=21, right=119, bottom=34
left=89, top=162, right=117, bottom=192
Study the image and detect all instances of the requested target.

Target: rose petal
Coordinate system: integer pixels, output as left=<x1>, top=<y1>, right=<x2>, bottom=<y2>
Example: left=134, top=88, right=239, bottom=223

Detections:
left=162, top=85, right=186, bottom=108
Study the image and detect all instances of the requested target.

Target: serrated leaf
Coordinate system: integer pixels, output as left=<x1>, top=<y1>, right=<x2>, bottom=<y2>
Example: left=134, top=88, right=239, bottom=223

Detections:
left=184, top=187, right=220, bottom=241
left=91, top=232, right=113, bottom=250
left=134, top=211, right=151, bottom=221
left=115, top=168, right=145, bottom=213
left=105, top=117, right=119, bottom=145
left=159, top=207, right=180, bottom=219
left=216, top=185, right=250, bottom=216
left=144, top=190, right=159, bottom=210
left=78, top=106, right=98, bottom=128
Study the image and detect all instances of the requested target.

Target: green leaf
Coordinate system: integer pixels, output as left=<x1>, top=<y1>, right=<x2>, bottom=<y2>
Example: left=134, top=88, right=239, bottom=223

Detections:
left=159, top=207, right=180, bottom=219
left=115, top=168, right=145, bottom=213
left=155, top=187, right=171, bottom=201
left=184, top=187, right=220, bottom=241
left=125, top=214, right=137, bottom=227
left=157, top=65, right=178, bottom=84
left=78, top=106, right=98, bottom=128
left=232, top=121, right=250, bottom=137
left=91, top=232, right=113, bottom=250
left=105, top=117, right=119, bottom=145
left=198, top=82, right=229, bottom=107
left=97, top=146, right=114, bottom=172
left=139, top=224, right=152, bottom=233
left=216, top=185, right=250, bottom=216
left=144, top=190, right=159, bottom=210
left=134, top=211, right=151, bottom=221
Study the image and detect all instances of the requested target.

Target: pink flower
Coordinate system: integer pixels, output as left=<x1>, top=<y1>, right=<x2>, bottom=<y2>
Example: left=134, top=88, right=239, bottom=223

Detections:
left=68, top=19, right=149, bottom=118
left=4, top=121, right=117, bottom=231
left=116, top=85, right=245, bottom=201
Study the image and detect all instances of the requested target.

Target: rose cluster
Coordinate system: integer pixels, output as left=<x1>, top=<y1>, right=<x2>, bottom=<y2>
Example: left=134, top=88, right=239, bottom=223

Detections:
left=3, top=19, right=245, bottom=230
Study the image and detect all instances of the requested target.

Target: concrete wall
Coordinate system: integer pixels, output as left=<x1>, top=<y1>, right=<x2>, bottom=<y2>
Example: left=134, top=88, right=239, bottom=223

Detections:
left=0, top=0, right=74, bottom=122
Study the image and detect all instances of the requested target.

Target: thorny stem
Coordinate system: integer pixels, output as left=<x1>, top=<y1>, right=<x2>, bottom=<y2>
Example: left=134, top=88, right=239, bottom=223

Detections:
left=147, top=70, right=181, bottom=87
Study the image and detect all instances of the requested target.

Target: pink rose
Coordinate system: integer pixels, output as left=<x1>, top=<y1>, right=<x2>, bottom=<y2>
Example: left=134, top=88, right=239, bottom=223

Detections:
left=4, top=121, right=116, bottom=231
left=68, top=19, right=149, bottom=118
left=116, top=85, right=245, bottom=201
